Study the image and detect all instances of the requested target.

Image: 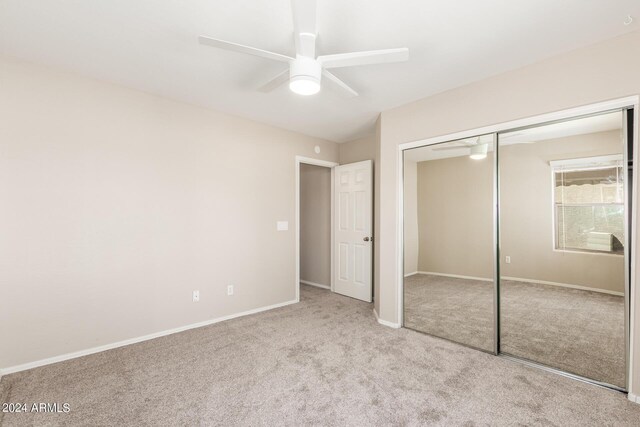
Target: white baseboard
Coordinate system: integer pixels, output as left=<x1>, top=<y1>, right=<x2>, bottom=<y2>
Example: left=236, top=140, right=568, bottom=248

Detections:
left=404, top=271, right=418, bottom=278
left=411, top=272, right=624, bottom=296
left=373, top=308, right=401, bottom=329
left=300, top=280, right=330, bottom=290
left=629, top=392, right=639, bottom=404
left=416, top=271, right=493, bottom=282
left=502, top=276, right=624, bottom=296
left=0, top=299, right=298, bottom=377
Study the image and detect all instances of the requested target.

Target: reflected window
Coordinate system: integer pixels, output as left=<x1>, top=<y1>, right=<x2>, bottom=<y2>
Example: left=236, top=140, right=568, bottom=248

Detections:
left=552, top=155, right=624, bottom=254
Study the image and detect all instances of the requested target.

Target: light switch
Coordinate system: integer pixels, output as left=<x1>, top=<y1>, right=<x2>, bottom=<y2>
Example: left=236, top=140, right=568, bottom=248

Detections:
left=277, top=221, right=289, bottom=231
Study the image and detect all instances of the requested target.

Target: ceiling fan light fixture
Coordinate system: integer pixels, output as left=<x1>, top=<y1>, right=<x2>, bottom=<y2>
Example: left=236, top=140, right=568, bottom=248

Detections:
left=289, top=56, right=322, bottom=96
left=289, top=75, right=321, bottom=95
left=470, top=143, right=488, bottom=160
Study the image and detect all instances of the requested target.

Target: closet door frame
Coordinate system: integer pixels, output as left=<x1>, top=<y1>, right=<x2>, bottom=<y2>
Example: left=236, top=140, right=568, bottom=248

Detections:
left=397, top=96, right=639, bottom=394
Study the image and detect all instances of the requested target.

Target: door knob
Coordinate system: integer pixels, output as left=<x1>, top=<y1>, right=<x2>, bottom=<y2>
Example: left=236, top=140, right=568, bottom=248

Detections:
left=363, top=237, right=370, bottom=242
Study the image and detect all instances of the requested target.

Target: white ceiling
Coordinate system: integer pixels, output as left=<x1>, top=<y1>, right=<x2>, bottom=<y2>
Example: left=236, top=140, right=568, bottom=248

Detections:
left=0, top=1, right=638, bottom=142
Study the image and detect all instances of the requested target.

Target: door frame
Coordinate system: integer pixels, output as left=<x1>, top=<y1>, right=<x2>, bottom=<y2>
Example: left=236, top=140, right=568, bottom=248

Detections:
left=295, top=156, right=339, bottom=302
left=396, top=95, right=639, bottom=394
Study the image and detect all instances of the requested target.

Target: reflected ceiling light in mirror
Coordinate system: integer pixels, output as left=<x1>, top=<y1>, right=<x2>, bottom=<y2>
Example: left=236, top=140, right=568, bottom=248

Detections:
left=470, top=143, right=488, bottom=160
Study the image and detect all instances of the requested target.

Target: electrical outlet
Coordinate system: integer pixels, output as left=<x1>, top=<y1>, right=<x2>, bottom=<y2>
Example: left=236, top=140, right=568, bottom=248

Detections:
left=192, top=290, right=200, bottom=302
left=505, top=256, right=511, bottom=264
left=227, top=285, right=234, bottom=296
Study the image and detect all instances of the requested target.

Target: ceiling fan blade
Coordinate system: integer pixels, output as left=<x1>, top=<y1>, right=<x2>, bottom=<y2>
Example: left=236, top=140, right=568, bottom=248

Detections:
left=318, top=47, right=408, bottom=69
left=258, top=69, right=290, bottom=92
left=199, top=36, right=294, bottom=63
left=322, top=70, right=358, bottom=97
left=291, top=0, right=317, bottom=58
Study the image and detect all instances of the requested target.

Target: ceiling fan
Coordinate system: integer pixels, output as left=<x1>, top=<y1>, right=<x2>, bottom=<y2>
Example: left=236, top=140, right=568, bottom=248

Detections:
left=199, top=0, right=409, bottom=97
left=432, top=134, right=537, bottom=160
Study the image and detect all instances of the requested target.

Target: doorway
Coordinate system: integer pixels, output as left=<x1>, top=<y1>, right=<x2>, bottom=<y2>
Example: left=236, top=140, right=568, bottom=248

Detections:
left=295, top=157, right=374, bottom=303
left=295, top=157, right=337, bottom=302
left=300, top=163, right=333, bottom=291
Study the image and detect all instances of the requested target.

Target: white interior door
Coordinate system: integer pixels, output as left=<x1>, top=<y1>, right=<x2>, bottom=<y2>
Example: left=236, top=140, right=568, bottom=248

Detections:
left=333, top=160, right=373, bottom=302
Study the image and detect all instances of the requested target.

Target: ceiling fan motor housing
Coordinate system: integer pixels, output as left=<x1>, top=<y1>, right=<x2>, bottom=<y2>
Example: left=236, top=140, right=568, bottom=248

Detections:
left=290, top=56, right=322, bottom=85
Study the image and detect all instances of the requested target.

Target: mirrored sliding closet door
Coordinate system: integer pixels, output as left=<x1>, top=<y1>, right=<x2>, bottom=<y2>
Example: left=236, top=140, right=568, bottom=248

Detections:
left=403, top=134, right=496, bottom=352
left=498, top=110, right=630, bottom=389
left=402, top=106, right=633, bottom=391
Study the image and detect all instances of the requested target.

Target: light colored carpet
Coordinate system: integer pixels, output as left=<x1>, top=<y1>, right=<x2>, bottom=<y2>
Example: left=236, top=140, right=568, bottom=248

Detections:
left=1, top=284, right=638, bottom=426
left=404, top=274, right=626, bottom=388
left=404, top=274, right=495, bottom=352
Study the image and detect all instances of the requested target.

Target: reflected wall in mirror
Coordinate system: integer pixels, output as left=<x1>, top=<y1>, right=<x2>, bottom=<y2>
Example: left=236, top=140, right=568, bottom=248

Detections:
left=498, top=111, right=628, bottom=388
left=403, top=134, right=495, bottom=352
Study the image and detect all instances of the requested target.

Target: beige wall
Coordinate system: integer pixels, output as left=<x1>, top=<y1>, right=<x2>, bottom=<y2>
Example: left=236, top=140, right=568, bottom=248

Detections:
left=413, top=131, right=624, bottom=293
left=300, top=164, right=331, bottom=286
left=403, top=161, right=419, bottom=274
left=338, top=134, right=376, bottom=165
left=377, top=30, right=640, bottom=394
left=0, top=55, right=338, bottom=370
left=416, top=153, right=494, bottom=279
left=501, top=131, right=624, bottom=293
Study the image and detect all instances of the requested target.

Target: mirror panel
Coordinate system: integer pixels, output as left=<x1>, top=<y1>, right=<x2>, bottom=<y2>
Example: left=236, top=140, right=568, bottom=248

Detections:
left=403, top=134, right=495, bottom=352
left=498, top=111, right=627, bottom=388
